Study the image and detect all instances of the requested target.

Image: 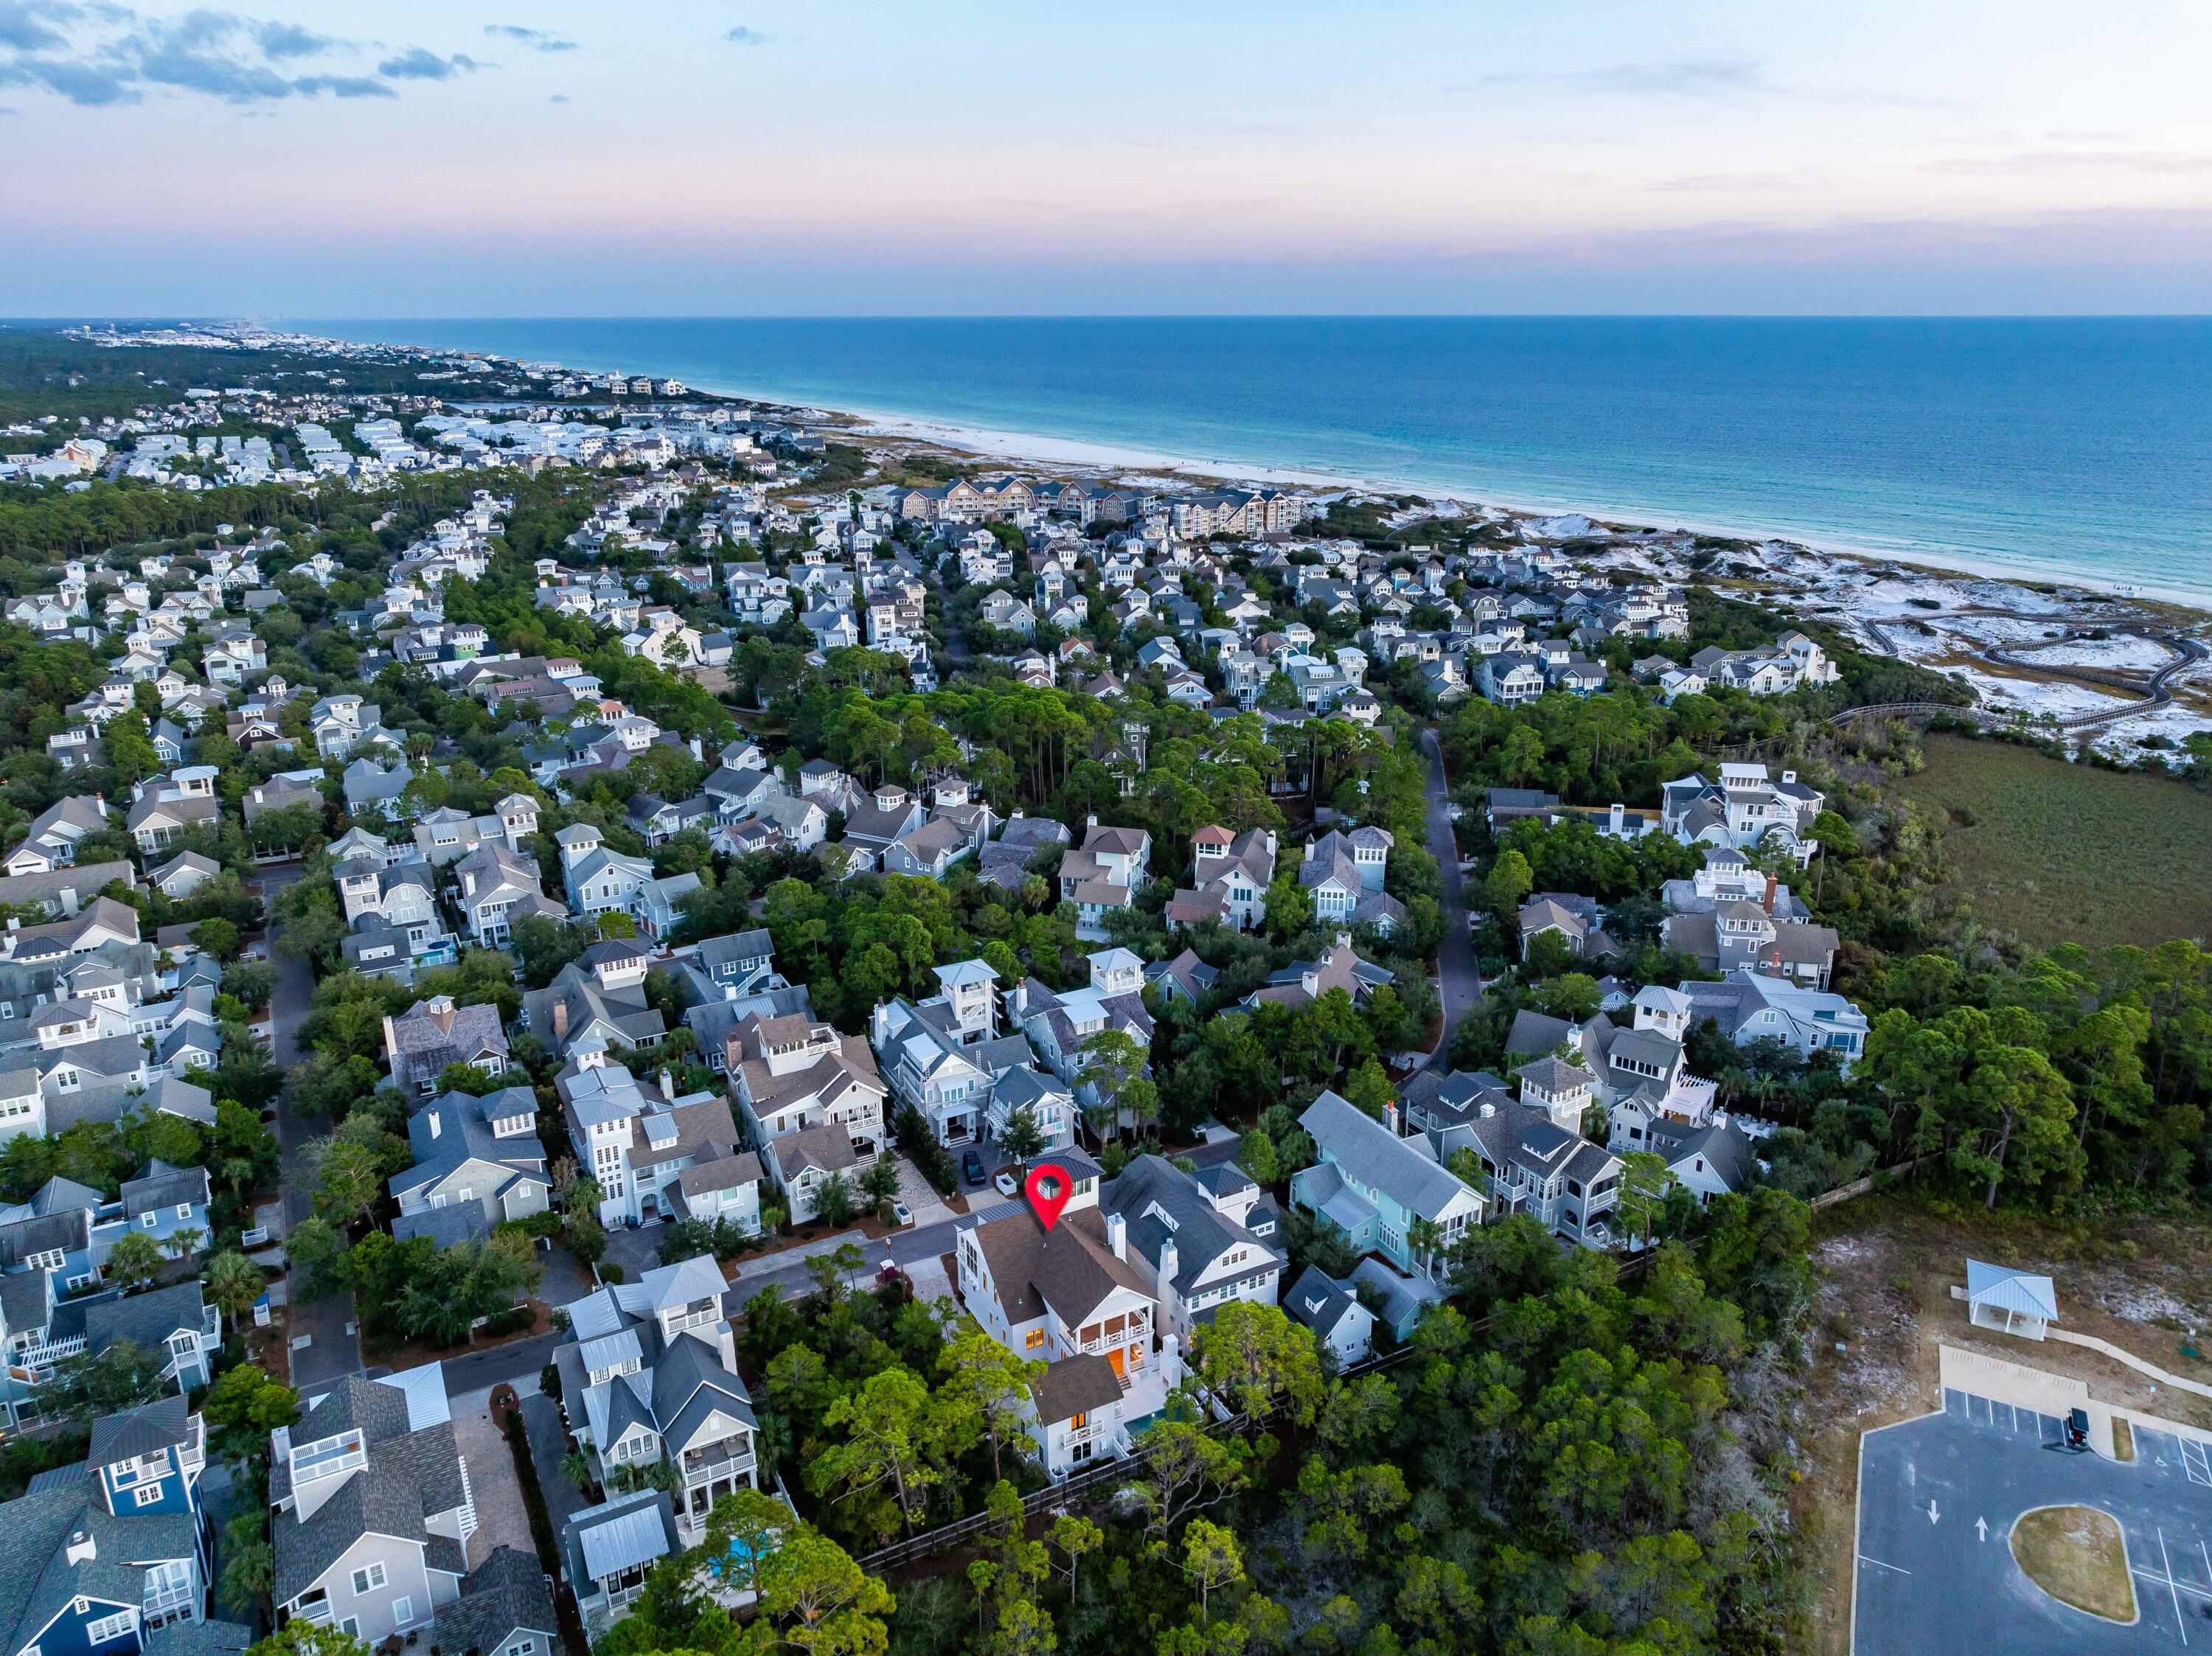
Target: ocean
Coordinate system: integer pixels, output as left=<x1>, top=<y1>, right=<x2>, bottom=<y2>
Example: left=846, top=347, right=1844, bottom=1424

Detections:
left=300, top=317, right=2212, bottom=603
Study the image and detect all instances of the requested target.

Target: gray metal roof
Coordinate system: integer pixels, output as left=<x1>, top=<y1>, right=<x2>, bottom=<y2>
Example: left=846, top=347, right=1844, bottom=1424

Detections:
left=1298, top=1090, right=1475, bottom=1223
left=568, top=1489, right=678, bottom=1584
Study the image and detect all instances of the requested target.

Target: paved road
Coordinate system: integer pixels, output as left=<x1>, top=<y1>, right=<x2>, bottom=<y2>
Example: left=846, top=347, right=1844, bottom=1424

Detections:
left=1855, top=1388, right=2212, bottom=1655
left=1420, top=728, right=1483, bottom=1064
left=256, top=860, right=364, bottom=1393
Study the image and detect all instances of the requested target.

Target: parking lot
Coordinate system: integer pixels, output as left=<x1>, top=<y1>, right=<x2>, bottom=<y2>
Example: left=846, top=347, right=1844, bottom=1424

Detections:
left=1855, top=1387, right=2212, bottom=1652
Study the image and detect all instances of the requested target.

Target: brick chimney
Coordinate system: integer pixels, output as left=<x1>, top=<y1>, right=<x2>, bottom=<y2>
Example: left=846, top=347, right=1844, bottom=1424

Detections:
left=551, top=999, right=568, bottom=1043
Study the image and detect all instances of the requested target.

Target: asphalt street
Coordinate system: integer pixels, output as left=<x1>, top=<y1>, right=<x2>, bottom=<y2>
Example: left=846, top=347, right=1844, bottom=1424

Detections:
left=256, top=859, right=364, bottom=1393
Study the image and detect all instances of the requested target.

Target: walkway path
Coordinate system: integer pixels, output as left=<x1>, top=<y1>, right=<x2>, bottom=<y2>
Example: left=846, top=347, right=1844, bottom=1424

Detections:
left=1419, top=727, right=1482, bottom=1063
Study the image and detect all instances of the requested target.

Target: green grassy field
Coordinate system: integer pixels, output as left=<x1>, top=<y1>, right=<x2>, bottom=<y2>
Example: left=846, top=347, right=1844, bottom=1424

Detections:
left=1898, top=735, right=2212, bottom=950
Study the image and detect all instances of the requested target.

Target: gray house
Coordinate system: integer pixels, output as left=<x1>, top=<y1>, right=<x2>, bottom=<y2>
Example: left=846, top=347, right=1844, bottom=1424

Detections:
left=431, top=1545, right=559, bottom=1656
left=389, top=1087, right=550, bottom=1245
left=268, top=1368, right=473, bottom=1645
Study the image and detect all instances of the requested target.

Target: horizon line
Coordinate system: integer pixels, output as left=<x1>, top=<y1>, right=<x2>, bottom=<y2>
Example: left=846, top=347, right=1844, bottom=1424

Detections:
left=10, top=312, right=2212, bottom=326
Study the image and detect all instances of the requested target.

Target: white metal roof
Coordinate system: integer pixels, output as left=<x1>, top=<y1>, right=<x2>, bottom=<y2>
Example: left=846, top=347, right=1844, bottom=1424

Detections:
left=1965, top=1259, right=2059, bottom=1321
left=577, top=1497, right=673, bottom=1581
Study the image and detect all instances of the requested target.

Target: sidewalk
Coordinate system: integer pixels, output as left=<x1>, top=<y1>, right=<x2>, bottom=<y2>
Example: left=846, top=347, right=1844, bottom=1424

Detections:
left=728, top=1224, right=877, bottom=1283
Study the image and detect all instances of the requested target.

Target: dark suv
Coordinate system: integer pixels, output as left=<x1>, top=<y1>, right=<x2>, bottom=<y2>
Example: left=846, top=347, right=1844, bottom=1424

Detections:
left=961, top=1149, right=985, bottom=1186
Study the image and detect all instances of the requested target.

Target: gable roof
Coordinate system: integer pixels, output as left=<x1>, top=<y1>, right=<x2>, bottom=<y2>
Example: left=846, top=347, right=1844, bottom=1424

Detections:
left=1299, top=1090, right=1476, bottom=1223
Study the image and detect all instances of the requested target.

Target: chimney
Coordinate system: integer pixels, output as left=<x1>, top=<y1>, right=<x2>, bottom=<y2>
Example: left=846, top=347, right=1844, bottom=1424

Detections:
left=1610, top=801, right=1625, bottom=834
left=551, top=1000, right=568, bottom=1042
left=1781, top=769, right=1798, bottom=785
left=659, top=1066, right=675, bottom=1100
left=1764, top=874, right=1778, bottom=913
left=1086, top=813, right=1099, bottom=829
left=65, top=1526, right=96, bottom=1565
left=1106, top=1211, right=1126, bottom=1259
left=426, top=1108, right=442, bottom=1139
left=1382, top=1100, right=1399, bottom=1137
left=1158, top=1239, right=1178, bottom=1292
left=1478, top=1102, right=1496, bottom=1119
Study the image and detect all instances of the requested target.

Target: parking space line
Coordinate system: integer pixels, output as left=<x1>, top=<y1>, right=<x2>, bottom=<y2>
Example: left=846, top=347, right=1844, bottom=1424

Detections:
left=2160, top=1529, right=2190, bottom=1646
left=2183, top=1438, right=2212, bottom=1487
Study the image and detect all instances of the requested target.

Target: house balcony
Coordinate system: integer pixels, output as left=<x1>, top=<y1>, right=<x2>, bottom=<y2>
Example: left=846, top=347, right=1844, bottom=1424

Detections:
left=144, top=1584, right=197, bottom=1621
left=683, top=1443, right=757, bottom=1484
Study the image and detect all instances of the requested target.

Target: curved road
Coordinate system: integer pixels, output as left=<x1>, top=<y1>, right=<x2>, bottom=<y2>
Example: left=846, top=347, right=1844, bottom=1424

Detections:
left=1857, top=611, right=2209, bottom=733
left=1419, top=727, right=1483, bottom=1065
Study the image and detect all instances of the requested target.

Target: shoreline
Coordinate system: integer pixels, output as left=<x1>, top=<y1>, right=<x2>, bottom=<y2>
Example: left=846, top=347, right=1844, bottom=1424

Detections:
left=307, top=319, right=2212, bottom=618
left=824, top=402, right=2212, bottom=619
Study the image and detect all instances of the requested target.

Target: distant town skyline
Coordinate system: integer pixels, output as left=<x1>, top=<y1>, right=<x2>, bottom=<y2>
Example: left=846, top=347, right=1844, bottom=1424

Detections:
left=5, top=0, right=2210, bottom=315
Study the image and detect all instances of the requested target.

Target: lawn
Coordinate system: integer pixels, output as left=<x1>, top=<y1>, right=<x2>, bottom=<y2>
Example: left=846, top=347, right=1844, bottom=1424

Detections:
left=1896, top=734, right=2212, bottom=950
left=2010, top=1504, right=2137, bottom=1623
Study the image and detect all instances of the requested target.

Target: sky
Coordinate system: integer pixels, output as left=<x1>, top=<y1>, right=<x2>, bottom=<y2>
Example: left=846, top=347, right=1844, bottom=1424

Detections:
left=3, top=0, right=2210, bottom=316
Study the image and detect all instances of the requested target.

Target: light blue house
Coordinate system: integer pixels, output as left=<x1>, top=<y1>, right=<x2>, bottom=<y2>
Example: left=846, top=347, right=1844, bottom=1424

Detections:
left=1289, top=1090, right=1486, bottom=1280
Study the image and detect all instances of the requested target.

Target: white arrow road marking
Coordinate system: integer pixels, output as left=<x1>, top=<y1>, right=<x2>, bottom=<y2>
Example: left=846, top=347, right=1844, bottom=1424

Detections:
left=1977, top=1517, right=1988, bottom=1542
left=1928, top=1500, right=1941, bottom=1524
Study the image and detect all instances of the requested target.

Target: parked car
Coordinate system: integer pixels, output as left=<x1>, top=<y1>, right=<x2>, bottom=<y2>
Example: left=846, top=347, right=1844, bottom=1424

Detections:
left=891, top=1201, right=915, bottom=1227
left=961, top=1149, right=985, bottom=1186
left=994, top=1169, right=1019, bottom=1198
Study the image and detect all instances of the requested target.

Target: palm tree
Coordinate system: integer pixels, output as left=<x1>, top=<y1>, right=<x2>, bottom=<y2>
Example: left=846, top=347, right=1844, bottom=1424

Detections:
left=559, top=1448, right=599, bottom=1497
left=166, top=1225, right=206, bottom=1262
left=203, top=1251, right=265, bottom=1322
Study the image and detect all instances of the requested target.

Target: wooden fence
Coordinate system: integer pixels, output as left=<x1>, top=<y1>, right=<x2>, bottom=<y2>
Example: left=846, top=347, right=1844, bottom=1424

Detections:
left=1806, top=1152, right=1941, bottom=1212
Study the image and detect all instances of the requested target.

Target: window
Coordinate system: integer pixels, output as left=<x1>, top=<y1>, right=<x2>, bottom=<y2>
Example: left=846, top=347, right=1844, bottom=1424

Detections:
left=86, top=1613, right=136, bottom=1644
left=1024, top=1329, right=1044, bottom=1350
left=352, top=1563, right=386, bottom=1595
left=392, top=1598, right=412, bottom=1627
left=1069, top=1411, right=1087, bottom=1430
left=134, top=1484, right=163, bottom=1507
left=141, top=1213, right=157, bottom=1228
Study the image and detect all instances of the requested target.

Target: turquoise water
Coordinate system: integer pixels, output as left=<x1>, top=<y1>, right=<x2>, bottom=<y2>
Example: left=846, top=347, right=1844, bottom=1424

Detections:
left=303, top=317, right=2212, bottom=602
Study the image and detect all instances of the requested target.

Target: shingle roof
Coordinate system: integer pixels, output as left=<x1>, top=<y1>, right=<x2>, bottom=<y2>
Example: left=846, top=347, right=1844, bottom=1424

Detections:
left=433, top=1546, right=558, bottom=1656
left=1031, top=1354, right=1123, bottom=1424
left=271, top=1415, right=468, bottom=1604
left=966, top=1205, right=1150, bottom=1329
left=87, top=1394, right=192, bottom=1464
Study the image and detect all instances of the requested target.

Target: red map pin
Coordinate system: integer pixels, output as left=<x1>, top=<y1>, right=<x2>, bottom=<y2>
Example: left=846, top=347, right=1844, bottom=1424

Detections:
left=1024, top=1163, right=1073, bottom=1231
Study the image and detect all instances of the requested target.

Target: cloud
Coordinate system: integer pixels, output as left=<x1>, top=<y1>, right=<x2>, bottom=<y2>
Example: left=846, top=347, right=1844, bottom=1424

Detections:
left=1473, top=58, right=1765, bottom=99
left=377, top=46, right=482, bottom=80
left=723, top=25, right=767, bottom=46
left=0, top=3, right=481, bottom=105
left=291, top=72, right=394, bottom=98
left=0, top=1, right=71, bottom=52
left=547, top=91, right=567, bottom=103
left=485, top=24, right=573, bottom=52
left=1923, top=150, right=2212, bottom=177
left=0, top=53, right=139, bottom=104
left=1649, top=170, right=1812, bottom=193
left=254, top=21, right=334, bottom=60
left=1463, top=57, right=1962, bottom=112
